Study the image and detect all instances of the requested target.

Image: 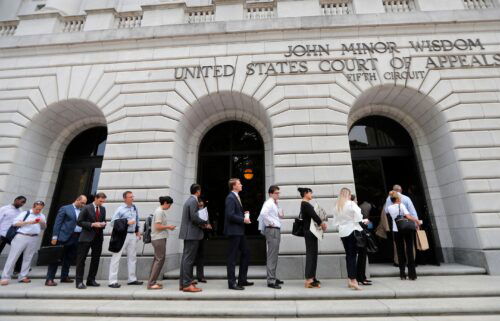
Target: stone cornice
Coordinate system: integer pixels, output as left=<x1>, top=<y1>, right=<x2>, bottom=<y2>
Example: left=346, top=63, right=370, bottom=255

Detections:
left=0, top=9, right=499, bottom=52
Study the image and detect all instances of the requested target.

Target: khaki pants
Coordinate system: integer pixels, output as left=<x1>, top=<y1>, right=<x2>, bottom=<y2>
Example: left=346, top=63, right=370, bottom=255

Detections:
left=148, top=238, right=166, bottom=286
left=109, top=233, right=137, bottom=284
left=1, top=234, right=39, bottom=280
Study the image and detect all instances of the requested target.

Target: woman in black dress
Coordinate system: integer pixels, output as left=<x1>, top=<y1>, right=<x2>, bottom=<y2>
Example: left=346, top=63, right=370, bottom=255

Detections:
left=298, top=187, right=327, bottom=288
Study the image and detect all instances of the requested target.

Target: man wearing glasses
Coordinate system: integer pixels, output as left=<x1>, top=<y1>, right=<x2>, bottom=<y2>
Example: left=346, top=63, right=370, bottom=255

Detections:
left=258, top=185, right=284, bottom=289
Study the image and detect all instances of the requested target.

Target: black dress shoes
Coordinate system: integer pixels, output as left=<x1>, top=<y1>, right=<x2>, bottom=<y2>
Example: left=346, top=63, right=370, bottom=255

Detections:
left=127, top=280, right=144, bottom=285
left=60, top=277, right=74, bottom=283
left=238, top=281, right=254, bottom=287
left=276, top=279, right=284, bottom=285
left=86, top=280, right=100, bottom=287
left=76, top=283, right=87, bottom=289
left=108, top=283, right=121, bottom=288
left=268, top=283, right=281, bottom=289
left=229, top=284, right=244, bottom=290
left=197, top=278, right=207, bottom=283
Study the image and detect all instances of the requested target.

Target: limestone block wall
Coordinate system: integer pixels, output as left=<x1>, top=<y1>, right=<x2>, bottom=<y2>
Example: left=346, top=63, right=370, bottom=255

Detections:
left=0, top=11, right=499, bottom=275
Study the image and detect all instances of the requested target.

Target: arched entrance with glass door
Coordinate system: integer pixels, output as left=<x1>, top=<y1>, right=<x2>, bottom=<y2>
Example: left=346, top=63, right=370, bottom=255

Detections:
left=42, top=126, right=107, bottom=246
left=197, top=121, right=266, bottom=265
left=349, top=116, right=438, bottom=265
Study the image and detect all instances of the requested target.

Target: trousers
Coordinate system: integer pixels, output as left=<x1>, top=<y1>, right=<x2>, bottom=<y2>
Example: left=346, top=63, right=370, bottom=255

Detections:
left=109, top=233, right=138, bottom=284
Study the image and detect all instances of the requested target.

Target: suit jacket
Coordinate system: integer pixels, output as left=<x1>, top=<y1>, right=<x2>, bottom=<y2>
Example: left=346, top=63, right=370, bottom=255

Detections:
left=224, top=192, right=245, bottom=236
left=77, top=203, right=106, bottom=243
left=179, top=196, right=207, bottom=241
left=52, top=204, right=79, bottom=243
left=108, top=218, right=128, bottom=253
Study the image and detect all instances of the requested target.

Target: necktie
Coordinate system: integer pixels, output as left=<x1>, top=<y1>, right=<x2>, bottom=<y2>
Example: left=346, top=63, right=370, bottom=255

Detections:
left=95, top=206, right=100, bottom=222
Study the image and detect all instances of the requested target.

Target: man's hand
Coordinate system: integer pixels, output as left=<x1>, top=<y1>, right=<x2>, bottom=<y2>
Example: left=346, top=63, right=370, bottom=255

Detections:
left=244, top=217, right=251, bottom=224
left=91, top=222, right=104, bottom=228
left=167, top=225, right=176, bottom=231
left=320, top=222, right=327, bottom=232
left=204, top=224, right=212, bottom=230
left=136, top=231, right=141, bottom=240
left=50, top=239, right=57, bottom=246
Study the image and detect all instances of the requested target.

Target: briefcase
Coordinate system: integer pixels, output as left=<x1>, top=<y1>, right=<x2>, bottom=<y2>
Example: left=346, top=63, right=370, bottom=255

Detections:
left=37, top=245, right=64, bottom=265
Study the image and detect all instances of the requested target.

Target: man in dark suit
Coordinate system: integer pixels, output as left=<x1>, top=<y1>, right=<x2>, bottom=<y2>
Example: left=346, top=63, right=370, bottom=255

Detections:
left=225, top=178, right=252, bottom=290
left=178, top=184, right=209, bottom=292
left=75, top=192, right=107, bottom=289
left=45, top=195, right=87, bottom=286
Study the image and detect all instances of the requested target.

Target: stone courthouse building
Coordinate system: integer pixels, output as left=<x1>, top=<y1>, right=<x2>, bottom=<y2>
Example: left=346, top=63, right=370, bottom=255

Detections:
left=0, top=0, right=499, bottom=278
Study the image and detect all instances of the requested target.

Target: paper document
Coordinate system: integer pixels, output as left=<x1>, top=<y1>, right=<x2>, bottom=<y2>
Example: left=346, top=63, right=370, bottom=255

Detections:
left=198, top=207, right=208, bottom=221
left=310, top=220, right=324, bottom=240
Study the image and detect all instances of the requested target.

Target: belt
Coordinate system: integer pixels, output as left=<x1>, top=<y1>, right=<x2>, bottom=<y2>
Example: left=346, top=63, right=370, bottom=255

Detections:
left=266, top=226, right=280, bottom=229
left=18, top=232, right=38, bottom=237
left=127, top=231, right=135, bottom=234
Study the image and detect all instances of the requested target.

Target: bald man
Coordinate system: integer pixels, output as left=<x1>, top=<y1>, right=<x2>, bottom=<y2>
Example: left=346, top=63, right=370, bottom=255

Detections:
left=45, top=195, right=87, bottom=286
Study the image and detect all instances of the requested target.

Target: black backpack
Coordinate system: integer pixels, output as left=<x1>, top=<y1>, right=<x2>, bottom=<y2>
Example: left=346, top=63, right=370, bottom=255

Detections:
left=142, top=214, right=153, bottom=244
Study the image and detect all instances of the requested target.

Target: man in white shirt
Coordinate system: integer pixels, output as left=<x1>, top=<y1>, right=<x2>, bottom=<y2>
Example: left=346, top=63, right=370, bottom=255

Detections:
left=0, top=196, right=27, bottom=274
left=108, top=191, right=143, bottom=288
left=1, top=201, right=46, bottom=285
left=258, top=185, right=284, bottom=289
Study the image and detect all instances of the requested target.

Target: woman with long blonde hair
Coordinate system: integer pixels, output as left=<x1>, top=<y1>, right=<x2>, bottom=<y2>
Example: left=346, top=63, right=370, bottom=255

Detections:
left=333, top=187, right=365, bottom=290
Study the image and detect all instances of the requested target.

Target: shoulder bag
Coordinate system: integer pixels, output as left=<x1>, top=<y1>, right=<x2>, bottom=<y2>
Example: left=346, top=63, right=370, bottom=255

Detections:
left=5, top=211, right=30, bottom=244
left=395, top=205, right=416, bottom=232
left=292, top=212, right=305, bottom=237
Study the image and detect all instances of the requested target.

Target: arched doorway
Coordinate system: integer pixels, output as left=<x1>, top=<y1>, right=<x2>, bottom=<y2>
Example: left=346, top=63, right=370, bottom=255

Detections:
left=349, top=116, right=438, bottom=265
left=197, top=121, right=266, bottom=265
left=42, top=126, right=107, bottom=245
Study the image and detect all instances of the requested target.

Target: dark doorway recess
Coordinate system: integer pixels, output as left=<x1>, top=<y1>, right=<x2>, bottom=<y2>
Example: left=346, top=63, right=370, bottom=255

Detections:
left=349, top=116, right=439, bottom=265
left=197, top=121, right=266, bottom=265
left=42, top=127, right=107, bottom=246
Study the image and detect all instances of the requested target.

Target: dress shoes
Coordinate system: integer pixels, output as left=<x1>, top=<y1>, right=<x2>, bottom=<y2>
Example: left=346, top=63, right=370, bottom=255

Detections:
left=86, top=280, right=100, bottom=287
left=182, top=285, right=202, bottom=292
left=60, top=277, right=74, bottom=283
left=108, top=283, right=121, bottom=288
left=197, top=278, right=207, bottom=283
left=276, top=279, right=284, bottom=285
left=19, top=278, right=31, bottom=283
left=237, top=281, right=254, bottom=287
left=267, top=283, right=281, bottom=289
left=76, top=283, right=87, bottom=289
left=45, top=280, right=57, bottom=286
left=127, top=280, right=144, bottom=285
left=229, top=284, right=244, bottom=290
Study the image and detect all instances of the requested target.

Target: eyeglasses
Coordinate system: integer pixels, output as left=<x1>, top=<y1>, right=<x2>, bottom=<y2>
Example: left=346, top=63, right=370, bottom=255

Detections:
left=34, top=201, right=45, bottom=206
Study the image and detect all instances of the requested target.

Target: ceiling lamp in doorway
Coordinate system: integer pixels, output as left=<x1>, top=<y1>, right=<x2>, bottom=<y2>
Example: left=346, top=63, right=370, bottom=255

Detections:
left=243, top=168, right=254, bottom=180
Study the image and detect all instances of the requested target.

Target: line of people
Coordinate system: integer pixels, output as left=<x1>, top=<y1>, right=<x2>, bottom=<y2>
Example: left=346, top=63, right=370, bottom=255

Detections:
left=0, top=179, right=422, bottom=291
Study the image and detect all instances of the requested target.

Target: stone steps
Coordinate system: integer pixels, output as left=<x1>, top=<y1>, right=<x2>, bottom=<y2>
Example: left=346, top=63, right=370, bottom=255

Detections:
left=0, top=276, right=500, bottom=319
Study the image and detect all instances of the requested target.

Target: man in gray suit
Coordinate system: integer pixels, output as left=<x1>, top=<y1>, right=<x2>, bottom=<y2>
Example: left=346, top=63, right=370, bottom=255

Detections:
left=179, top=184, right=210, bottom=292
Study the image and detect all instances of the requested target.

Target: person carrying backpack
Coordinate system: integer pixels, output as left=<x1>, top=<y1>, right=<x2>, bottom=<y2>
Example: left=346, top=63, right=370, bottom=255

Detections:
left=147, top=196, right=176, bottom=289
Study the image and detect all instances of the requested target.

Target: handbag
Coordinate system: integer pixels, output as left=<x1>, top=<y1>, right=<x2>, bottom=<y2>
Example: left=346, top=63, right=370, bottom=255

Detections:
left=36, top=245, right=64, bottom=265
left=416, top=229, right=429, bottom=251
left=292, top=212, right=305, bottom=237
left=353, top=230, right=367, bottom=248
left=359, top=223, right=379, bottom=253
left=5, top=211, right=31, bottom=244
left=395, top=205, right=416, bottom=232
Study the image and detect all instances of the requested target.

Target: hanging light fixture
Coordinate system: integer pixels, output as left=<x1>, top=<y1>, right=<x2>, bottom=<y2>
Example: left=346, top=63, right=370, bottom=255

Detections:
left=243, top=168, right=254, bottom=180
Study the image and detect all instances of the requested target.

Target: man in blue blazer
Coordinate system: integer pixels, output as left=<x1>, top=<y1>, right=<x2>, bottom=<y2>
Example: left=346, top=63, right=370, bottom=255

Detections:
left=45, top=195, right=87, bottom=286
left=224, top=178, right=253, bottom=290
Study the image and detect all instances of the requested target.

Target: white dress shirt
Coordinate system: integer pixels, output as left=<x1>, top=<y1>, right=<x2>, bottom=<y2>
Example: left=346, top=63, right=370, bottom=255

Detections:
left=15, top=210, right=46, bottom=235
left=258, top=198, right=282, bottom=229
left=73, top=205, right=82, bottom=233
left=333, top=200, right=363, bottom=238
left=387, top=203, right=410, bottom=232
left=0, top=204, right=21, bottom=237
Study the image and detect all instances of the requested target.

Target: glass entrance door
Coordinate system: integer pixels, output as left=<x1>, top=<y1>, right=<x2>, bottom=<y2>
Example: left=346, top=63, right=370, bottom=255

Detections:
left=197, top=121, right=266, bottom=265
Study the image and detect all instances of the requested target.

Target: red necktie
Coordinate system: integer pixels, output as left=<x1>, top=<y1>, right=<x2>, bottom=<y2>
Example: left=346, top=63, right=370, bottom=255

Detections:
left=95, top=206, right=100, bottom=222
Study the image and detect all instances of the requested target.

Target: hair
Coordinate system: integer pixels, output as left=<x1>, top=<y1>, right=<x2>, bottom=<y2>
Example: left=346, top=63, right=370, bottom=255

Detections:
left=14, top=196, right=26, bottom=202
left=95, top=192, right=107, bottom=200
left=350, top=194, right=356, bottom=201
left=335, top=187, right=352, bottom=212
left=122, top=191, right=133, bottom=199
left=389, top=190, right=400, bottom=204
left=228, top=178, right=240, bottom=191
left=190, top=184, right=201, bottom=195
left=297, top=187, right=312, bottom=198
left=268, top=185, right=280, bottom=194
left=159, top=196, right=173, bottom=205
left=33, top=200, right=45, bottom=207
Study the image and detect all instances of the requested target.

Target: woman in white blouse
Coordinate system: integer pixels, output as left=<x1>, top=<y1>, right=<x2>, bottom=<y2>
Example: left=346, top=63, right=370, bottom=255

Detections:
left=333, top=188, right=366, bottom=290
